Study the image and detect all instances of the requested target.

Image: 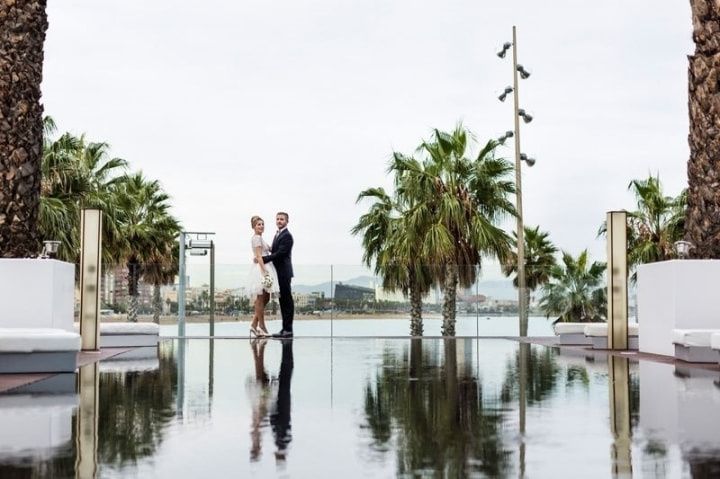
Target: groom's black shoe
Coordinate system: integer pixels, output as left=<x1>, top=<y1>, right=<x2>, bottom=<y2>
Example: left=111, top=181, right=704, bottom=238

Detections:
left=273, top=330, right=293, bottom=338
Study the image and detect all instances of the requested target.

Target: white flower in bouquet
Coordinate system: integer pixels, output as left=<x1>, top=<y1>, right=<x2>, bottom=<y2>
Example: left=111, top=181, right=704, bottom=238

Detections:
left=262, top=274, right=274, bottom=289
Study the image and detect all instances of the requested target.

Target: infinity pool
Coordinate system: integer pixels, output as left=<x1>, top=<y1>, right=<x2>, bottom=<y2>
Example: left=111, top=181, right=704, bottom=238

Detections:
left=1, top=339, right=719, bottom=478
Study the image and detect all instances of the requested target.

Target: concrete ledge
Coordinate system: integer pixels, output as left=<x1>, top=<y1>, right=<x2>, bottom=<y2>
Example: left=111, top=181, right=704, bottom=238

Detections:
left=74, top=322, right=159, bottom=347
left=590, top=336, right=639, bottom=350
left=0, top=351, right=78, bottom=374
left=674, top=344, right=720, bottom=364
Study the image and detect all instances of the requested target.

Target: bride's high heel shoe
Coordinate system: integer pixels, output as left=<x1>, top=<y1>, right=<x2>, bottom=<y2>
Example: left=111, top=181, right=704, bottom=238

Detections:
left=258, top=326, right=270, bottom=337
left=250, top=325, right=260, bottom=337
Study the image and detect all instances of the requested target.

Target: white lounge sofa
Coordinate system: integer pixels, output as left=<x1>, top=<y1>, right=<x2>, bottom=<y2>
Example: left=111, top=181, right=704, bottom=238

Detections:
left=672, top=329, right=720, bottom=363
left=584, top=323, right=640, bottom=350
left=712, top=333, right=720, bottom=365
left=553, top=322, right=603, bottom=345
left=0, top=328, right=80, bottom=373
left=74, top=322, right=159, bottom=347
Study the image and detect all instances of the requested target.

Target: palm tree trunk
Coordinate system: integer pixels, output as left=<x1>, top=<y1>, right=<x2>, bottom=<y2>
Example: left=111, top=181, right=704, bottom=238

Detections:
left=152, top=283, right=162, bottom=324
left=409, top=279, right=423, bottom=337
left=0, top=0, right=48, bottom=257
left=441, top=264, right=458, bottom=336
left=520, top=288, right=531, bottom=336
left=128, top=294, right=139, bottom=322
left=686, top=1, right=720, bottom=258
left=127, top=261, right=140, bottom=322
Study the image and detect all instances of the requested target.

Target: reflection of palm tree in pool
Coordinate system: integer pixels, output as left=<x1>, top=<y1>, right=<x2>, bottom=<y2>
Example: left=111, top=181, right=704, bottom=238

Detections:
left=362, top=339, right=511, bottom=477
left=97, top=344, right=178, bottom=466
left=500, top=344, right=561, bottom=405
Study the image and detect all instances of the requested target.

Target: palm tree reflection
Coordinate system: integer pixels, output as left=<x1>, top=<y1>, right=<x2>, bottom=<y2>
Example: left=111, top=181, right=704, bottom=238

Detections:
left=97, top=343, right=178, bottom=466
left=362, top=338, right=511, bottom=477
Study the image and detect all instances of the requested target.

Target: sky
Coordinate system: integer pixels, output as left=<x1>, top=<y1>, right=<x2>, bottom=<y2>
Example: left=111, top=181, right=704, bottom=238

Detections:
left=42, top=0, right=694, bottom=283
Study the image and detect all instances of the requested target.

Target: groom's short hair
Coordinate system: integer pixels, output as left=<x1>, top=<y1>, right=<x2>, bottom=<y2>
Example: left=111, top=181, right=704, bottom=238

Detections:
left=277, top=211, right=289, bottom=221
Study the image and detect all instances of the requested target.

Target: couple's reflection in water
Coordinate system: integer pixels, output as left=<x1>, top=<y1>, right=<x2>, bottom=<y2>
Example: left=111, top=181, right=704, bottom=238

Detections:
left=247, top=338, right=293, bottom=465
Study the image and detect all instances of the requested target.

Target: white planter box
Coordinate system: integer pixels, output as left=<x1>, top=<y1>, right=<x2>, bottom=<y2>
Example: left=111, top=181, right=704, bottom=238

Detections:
left=0, top=259, right=75, bottom=332
left=637, top=260, right=720, bottom=356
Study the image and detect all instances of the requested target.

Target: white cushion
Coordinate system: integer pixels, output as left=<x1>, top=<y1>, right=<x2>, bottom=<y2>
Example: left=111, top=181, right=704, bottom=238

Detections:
left=711, top=333, right=720, bottom=350
left=672, top=329, right=720, bottom=348
left=0, top=328, right=80, bottom=353
left=554, top=322, right=602, bottom=335
left=74, top=322, right=159, bottom=335
left=584, top=323, right=639, bottom=337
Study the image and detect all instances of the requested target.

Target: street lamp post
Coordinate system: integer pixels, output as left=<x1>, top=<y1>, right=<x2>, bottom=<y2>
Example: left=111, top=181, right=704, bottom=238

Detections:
left=497, top=25, right=535, bottom=337
left=178, top=231, right=216, bottom=337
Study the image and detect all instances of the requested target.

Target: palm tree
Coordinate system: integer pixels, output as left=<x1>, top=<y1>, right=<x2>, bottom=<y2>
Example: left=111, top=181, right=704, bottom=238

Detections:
left=598, top=175, right=686, bottom=281
left=351, top=186, right=431, bottom=336
left=686, top=1, right=720, bottom=258
left=39, top=122, right=129, bottom=264
left=142, top=241, right=180, bottom=323
left=115, top=173, right=179, bottom=322
left=0, top=2, right=49, bottom=257
left=539, top=250, right=606, bottom=323
left=392, top=125, right=515, bottom=336
left=502, top=225, right=558, bottom=318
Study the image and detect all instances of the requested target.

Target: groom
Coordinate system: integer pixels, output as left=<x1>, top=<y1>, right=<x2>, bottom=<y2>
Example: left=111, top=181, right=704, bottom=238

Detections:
left=261, top=212, right=294, bottom=337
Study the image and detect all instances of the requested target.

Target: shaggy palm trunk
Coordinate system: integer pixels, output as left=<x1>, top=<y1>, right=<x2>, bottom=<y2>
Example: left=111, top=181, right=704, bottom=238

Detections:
left=408, top=278, right=423, bottom=337
left=441, top=264, right=458, bottom=336
left=128, top=294, right=139, bottom=323
left=152, top=283, right=162, bottom=324
left=686, top=1, right=720, bottom=257
left=127, top=260, right=140, bottom=322
left=0, top=0, right=48, bottom=257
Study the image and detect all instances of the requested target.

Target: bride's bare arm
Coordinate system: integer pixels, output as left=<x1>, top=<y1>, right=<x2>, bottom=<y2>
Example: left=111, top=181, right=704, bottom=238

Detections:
left=254, top=246, right=267, bottom=274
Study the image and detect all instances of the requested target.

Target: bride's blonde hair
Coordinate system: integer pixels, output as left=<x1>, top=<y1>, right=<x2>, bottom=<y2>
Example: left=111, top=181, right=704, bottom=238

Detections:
left=251, top=216, right=263, bottom=229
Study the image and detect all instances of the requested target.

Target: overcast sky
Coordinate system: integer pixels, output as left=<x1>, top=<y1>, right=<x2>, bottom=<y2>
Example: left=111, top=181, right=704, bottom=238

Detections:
left=42, top=0, right=694, bottom=282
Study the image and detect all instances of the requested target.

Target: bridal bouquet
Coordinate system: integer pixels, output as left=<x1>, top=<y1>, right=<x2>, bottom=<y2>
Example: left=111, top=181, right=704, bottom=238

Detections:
left=262, top=273, right=274, bottom=289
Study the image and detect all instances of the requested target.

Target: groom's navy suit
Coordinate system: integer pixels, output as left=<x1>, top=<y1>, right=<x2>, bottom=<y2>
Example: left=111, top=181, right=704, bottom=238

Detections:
left=263, top=228, right=294, bottom=333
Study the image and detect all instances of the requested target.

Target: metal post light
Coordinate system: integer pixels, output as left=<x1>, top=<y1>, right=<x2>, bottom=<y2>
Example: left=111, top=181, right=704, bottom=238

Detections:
left=674, top=240, right=694, bottom=259
left=178, top=231, right=216, bottom=337
left=497, top=25, right=535, bottom=337
left=39, top=240, right=61, bottom=259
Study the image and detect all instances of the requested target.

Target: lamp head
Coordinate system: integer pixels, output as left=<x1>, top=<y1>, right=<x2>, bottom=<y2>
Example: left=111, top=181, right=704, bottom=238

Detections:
left=673, top=240, right=694, bottom=259
left=520, top=153, right=536, bottom=167
left=516, top=64, right=531, bottom=79
left=518, top=109, right=533, bottom=123
left=496, top=42, right=512, bottom=58
left=497, top=86, right=513, bottom=102
left=40, top=240, right=60, bottom=259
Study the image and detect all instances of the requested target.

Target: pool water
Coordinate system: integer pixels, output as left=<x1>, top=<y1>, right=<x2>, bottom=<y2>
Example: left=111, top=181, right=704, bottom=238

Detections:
left=0, top=339, right=719, bottom=478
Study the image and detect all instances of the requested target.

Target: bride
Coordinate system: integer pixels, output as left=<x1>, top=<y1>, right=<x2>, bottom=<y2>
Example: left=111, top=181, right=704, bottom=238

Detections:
left=247, top=216, right=279, bottom=337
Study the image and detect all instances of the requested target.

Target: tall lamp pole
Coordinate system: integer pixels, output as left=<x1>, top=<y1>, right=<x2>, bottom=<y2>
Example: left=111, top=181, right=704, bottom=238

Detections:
left=511, top=26, right=527, bottom=338
left=497, top=26, right=535, bottom=337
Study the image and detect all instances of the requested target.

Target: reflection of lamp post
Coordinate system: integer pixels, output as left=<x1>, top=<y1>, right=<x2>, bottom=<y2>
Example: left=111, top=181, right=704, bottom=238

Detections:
left=608, top=356, right=632, bottom=477
left=674, top=240, right=694, bottom=259
left=497, top=26, right=536, bottom=337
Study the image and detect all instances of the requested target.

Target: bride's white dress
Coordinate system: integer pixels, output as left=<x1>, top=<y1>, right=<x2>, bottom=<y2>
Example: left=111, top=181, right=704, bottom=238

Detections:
left=246, top=234, right=280, bottom=297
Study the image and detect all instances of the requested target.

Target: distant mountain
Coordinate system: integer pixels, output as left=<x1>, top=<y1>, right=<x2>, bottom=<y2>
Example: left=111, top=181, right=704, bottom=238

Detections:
left=293, top=275, right=518, bottom=300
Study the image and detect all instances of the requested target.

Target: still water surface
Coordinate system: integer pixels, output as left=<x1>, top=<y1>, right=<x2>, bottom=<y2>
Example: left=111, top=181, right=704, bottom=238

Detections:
left=160, top=315, right=556, bottom=337
left=0, top=339, right=719, bottom=478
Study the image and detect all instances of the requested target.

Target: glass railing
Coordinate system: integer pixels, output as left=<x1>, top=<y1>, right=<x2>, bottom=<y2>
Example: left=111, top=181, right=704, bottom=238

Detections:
left=70, top=262, right=559, bottom=338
